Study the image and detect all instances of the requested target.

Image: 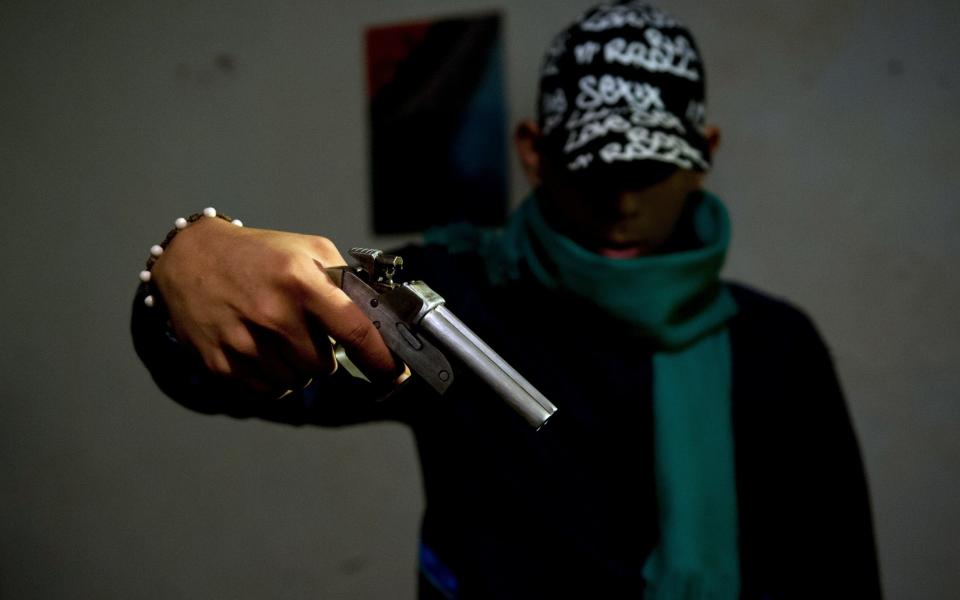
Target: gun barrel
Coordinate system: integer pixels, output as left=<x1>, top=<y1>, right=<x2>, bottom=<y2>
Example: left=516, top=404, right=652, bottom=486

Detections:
left=420, top=306, right=557, bottom=429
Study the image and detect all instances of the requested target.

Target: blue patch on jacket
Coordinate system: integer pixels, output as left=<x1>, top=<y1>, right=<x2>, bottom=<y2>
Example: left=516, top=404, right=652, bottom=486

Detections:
left=419, top=542, right=458, bottom=599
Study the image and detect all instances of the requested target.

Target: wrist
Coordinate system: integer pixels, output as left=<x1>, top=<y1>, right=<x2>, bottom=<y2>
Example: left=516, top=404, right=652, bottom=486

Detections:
left=139, top=208, right=243, bottom=309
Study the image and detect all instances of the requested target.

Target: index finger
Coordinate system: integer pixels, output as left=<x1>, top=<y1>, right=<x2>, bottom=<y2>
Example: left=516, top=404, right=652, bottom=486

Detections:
left=302, top=263, right=399, bottom=381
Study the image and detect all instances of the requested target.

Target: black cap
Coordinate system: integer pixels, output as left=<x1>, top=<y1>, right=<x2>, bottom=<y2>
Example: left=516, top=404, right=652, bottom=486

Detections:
left=537, top=2, right=710, bottom=186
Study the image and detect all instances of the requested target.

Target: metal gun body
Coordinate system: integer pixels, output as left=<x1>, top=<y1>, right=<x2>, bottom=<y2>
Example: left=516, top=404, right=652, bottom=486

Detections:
left=326, top=248, right=557, bottom=430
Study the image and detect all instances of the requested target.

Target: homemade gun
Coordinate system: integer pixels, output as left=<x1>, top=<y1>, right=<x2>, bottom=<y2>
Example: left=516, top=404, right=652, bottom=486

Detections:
left=324, top=248, right=557, bottom=430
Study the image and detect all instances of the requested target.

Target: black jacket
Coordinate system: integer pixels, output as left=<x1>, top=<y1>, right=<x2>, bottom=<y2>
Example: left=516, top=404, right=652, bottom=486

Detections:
left=132, top=243, right=882, bottom=599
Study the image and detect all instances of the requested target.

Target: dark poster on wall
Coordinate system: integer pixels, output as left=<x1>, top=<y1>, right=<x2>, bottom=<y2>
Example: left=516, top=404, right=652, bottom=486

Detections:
left=365, top=13, right=507, bottom=234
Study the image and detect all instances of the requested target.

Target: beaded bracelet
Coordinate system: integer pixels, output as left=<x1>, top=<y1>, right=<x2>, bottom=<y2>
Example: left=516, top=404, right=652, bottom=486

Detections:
left=139, top=207, right=243, bottom=307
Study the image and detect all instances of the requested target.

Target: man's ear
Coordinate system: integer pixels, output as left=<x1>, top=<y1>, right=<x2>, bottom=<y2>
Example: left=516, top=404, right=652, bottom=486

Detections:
left=704, top=125, right=721, bottom=158
left=688, top=126, right=721, bottom=188
left=514, top=120, right=543, bottom=187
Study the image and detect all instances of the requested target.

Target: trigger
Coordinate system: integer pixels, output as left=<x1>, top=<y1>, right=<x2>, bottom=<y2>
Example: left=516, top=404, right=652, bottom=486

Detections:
left=333, top=343, right=370, bottom=383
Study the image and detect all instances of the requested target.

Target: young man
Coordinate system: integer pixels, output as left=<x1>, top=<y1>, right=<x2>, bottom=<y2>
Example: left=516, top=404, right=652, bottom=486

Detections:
left=133, top=2, right=881, bottom=597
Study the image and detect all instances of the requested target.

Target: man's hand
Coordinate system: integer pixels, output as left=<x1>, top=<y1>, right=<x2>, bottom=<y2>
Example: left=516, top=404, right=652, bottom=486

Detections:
left=150, top=217, right=398, bottom=395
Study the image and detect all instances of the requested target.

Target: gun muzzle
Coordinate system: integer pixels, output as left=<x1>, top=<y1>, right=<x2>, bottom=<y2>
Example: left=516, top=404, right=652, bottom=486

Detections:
left=419, top=305, right=557, bottom=430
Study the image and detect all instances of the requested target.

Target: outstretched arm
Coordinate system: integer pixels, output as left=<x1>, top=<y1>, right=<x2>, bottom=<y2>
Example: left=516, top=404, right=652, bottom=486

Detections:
left=131, top=215, right=408, bottom=426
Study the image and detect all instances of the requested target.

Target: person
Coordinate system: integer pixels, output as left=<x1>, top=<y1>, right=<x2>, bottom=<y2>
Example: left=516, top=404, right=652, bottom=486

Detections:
left=132, top=2, right=882, bottom=598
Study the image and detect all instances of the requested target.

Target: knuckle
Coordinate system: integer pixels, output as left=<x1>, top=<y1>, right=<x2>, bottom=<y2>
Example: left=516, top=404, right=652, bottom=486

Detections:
left=272, top=251, right=303, bottom=280
left=249, top=295, right=288, bottom=330
left=202, top=351, right=232, bottom=377
left=311, top=236, right=345, bottom=265
left=274, top=254, right=321, bottom=298
left=342, top=320, right=374, bottom=350
left=312, top=236, right=336, bottom=255
left=223, top=327, right=257, bottom=358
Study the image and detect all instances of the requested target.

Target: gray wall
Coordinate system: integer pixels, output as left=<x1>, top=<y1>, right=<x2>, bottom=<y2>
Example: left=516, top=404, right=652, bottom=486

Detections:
left=2, top=0, right=957, bottom=598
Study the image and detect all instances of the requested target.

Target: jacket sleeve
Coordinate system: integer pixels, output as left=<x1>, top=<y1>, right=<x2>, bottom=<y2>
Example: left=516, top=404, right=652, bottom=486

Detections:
left=788, top=314, right=882, bottom=597
left=730, top=286, right=883, bottom=598
left=130, top=282, right=414, bottom=427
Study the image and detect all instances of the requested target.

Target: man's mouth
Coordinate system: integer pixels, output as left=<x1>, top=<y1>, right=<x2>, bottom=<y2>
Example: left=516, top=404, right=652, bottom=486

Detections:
left=595, top=245, right=649, bottom=259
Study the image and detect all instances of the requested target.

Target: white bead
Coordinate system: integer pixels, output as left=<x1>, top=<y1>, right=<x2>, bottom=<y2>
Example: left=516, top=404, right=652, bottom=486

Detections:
left=139, top=270, right=152, bottom=282
left=175, top=217, right=188, bottom=230
left=144, top=295, right=155, bottom=307
left=150, top=244, right=164, bottom=257
left=231, top=219, right=243, bottom=227
left=203, top=207, right=217, bottom=218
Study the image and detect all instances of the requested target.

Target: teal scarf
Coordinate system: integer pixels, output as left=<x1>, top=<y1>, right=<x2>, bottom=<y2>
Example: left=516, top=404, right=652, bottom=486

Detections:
left=427, top=190, right=741, bottom=598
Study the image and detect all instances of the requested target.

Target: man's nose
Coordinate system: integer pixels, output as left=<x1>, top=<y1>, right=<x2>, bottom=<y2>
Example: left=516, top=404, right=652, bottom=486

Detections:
left=613, top=190, right=644, bottom=214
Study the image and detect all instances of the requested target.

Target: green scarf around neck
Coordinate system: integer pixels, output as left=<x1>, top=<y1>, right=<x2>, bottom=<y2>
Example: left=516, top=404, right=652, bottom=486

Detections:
left=427, top=190, right=741, bottom=598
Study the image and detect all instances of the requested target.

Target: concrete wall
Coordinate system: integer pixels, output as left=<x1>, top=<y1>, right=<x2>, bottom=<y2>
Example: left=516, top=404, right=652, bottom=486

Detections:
left=2, top=0, right=957, bottom=597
